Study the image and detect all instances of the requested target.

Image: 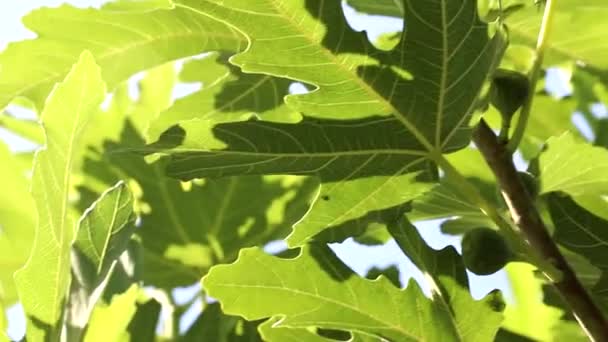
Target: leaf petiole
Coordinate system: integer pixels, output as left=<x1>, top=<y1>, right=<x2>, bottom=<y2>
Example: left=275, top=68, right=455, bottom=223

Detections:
left=507, top=0, right=557, bottom=153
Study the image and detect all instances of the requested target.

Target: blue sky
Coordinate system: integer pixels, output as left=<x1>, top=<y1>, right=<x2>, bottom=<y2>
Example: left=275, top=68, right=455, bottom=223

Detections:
left=0, top=1, right=511, bottom=339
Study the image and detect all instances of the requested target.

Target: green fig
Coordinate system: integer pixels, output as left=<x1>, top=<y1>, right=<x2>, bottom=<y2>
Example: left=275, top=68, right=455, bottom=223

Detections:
left=490, top=69, right=530, bottom=122
left=462, top=228, right=512, bottom=275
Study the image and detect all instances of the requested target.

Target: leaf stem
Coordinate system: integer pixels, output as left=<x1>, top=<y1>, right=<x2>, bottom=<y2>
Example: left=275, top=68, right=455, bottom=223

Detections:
left=473, top=120, right=608, bottom=341
left=506, top=0, right=557, bottom=153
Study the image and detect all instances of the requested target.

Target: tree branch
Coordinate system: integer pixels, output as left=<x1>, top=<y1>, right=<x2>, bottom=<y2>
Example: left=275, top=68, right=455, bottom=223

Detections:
left=473, top=119, right=608, bottom=341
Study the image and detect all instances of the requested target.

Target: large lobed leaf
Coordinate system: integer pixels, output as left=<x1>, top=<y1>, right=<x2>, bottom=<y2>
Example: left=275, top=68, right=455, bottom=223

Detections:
left=0, top=145, right=35, bottom=304
left=204, top=221, right=504, bottom=341
left=153, top=0, right=504, bottom=245
left=174, top=0, right=503, bottom=150
left=14, top=52, right=106, bottom=342
left=347, top=0, right=608, bottom=70
left=0, top=3, right=245, bottom=110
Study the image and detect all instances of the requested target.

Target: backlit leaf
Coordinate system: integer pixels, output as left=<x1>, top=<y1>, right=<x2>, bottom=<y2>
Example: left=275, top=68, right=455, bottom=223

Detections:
left=0, top=3, right=245, bottom=110
left=502, top=263, right=562, bottom=341
left=346, top=0, right=608, bottom=70
left=14, top=52, right=106, bottom=341
left=79, top=67, right=316, bottom=288
left=67, top=182, right=136, bottom=339
left=154, top=116, right=435, bottom=246
left=388, top=218, right=505, bottom=341
left=204, top=238, right=504, bottom=341
left=84, top=284, right=139, bottom=342
left=158, top=0, right=505, bottom=244
left=147, top=52, right=298, bottom=142
left=538, top=132, right=608, bottom=197
left=175, top=0, right=503, bottom=150
left=0, top=144, right=35, bottom=304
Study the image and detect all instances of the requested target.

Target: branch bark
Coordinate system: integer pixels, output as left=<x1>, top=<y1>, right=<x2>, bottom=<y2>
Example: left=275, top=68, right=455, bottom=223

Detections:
left=472, top=119, right=608, bottom=341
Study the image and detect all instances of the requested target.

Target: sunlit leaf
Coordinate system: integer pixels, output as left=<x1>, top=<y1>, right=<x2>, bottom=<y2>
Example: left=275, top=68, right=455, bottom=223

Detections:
left=79, top=64, right=316, bottom=288
left=104, top=0, right=174, bottom=10
left=0, top=143, right=35, bottom=304
left=158, top=0, right=505, bottom=244
left=147, top=52, right=298, bottom=142
left=175, top=0, right=503, bottom=147
left=14, top=52, right=106, bottom=341
left=347, top=0, right=608, bottom=70
left=204, top=237, right=504, bottom=341
left=507, top=0, right=608, bottom=70
left=539, top=132, right=608, bottom=197
left=153, top=116, right=435, bottom=246
left=67, top=182, right=136, bottom=339
left=0, top=3, right=245, bottom=110
left=388, top=218, right=505, bottom=341
left=502, top=263, right=562, bottom=341
left=84, top=284, right=139, bottom=342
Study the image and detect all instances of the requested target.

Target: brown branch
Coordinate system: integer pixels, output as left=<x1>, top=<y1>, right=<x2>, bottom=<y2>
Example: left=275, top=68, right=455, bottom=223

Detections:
left=473, top=119, right=608, bottom=341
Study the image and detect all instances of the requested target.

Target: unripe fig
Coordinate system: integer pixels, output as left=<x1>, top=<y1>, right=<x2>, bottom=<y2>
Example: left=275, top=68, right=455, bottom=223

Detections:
left=490, top=69, right=530, bottom=122
left=461, top=228, right=512, bottom=275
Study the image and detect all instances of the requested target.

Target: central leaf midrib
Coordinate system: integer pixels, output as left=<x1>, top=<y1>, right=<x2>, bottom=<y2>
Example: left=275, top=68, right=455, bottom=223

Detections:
left=435, top=0, right=449, bottom=148
left=170, top=149, right=428, bottom=157
left=51, top=66, right=90, bottom=323
left=97, top=185, right=124, bottom=274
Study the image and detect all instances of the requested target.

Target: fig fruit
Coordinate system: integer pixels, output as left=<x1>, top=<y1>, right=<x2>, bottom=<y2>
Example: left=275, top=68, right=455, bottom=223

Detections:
left=462, top=228, right=512, bottom=275
left=490, top=69, right=530, bottom=122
